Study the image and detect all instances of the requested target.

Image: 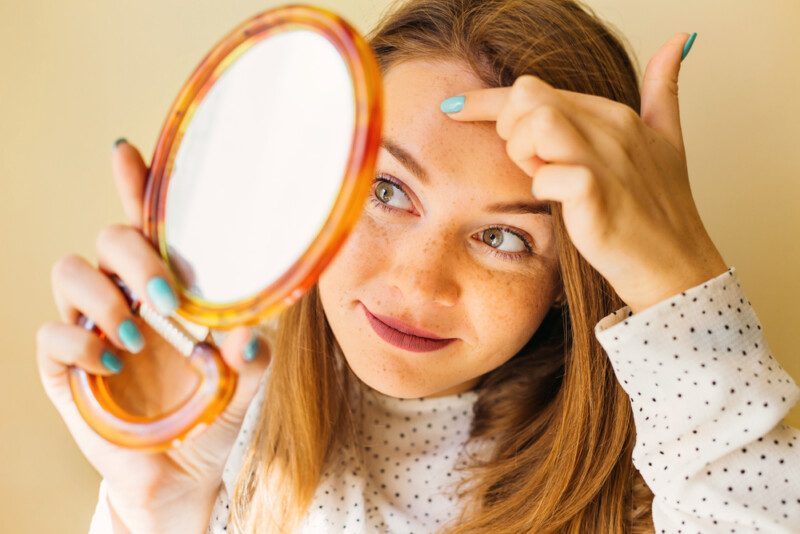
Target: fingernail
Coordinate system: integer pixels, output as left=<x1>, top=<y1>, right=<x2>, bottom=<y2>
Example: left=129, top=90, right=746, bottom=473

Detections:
left=146, top=276, right=178, bottom=316
left=101, top=350, right=123, bottom=373
left=113, top=137, right=127, bottom=149
left=680, top=32, right=697, bottom=62
left=118, top=319, right=144, bottom=353
left=440, top=95, right=465, bottom=114
left=243, top=334, right=259, bottom=362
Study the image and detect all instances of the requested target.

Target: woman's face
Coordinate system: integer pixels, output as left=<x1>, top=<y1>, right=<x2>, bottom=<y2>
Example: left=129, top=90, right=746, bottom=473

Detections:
left=318, top=59, right=562, bottom=399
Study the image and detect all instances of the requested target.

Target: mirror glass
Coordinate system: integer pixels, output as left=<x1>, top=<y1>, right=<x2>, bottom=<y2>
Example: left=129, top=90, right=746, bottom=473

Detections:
left=165, top=29, right=355, bottom=304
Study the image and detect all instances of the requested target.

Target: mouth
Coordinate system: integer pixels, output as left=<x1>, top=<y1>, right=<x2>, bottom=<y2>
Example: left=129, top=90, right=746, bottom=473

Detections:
left=359, top=302, right=457, bottom=353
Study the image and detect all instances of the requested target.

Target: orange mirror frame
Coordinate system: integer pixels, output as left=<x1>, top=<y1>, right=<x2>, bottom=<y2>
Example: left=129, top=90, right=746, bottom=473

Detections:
left=68, top=4, right=382, bottom=452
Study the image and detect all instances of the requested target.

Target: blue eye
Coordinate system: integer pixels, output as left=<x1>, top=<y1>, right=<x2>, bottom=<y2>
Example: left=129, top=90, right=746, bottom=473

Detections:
left=369, top=174, right=534, bottom=262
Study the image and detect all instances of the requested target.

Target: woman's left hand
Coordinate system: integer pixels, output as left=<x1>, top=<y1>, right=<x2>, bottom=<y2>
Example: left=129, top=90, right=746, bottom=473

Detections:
left=442, top=32, right=727, bottom=314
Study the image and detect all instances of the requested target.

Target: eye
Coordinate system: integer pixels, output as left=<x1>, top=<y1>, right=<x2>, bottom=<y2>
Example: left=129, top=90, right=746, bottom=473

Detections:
left=475, top=227, right=534, bottom=262
left=369, top=174, right=534, bottom=262
left=369, top=174, right=413, bottom=212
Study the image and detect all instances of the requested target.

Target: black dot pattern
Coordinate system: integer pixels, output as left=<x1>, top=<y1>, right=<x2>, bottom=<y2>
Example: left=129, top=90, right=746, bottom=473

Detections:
left=595, top=266, right=800, bottom=532
left=198, top=369, right=482, bottom=533
left=87, top=266, right=800, bottom=534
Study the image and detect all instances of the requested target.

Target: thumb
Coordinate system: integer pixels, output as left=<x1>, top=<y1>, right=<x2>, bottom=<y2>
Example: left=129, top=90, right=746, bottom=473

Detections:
left=217, top=326, right=271, bottom=421
left=640, top=32, right=694, bottom=151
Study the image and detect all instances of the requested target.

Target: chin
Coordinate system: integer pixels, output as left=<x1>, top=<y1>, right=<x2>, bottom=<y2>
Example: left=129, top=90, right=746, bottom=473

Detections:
left=366, top=380, right=431, bottom=400
left=344, top=356, right=438, bottom=399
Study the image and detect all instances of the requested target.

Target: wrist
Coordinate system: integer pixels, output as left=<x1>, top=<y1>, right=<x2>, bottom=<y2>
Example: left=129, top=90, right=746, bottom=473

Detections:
left=627, top=255, right=728, bottom=314
left=107, top=485, right=220, bottom=534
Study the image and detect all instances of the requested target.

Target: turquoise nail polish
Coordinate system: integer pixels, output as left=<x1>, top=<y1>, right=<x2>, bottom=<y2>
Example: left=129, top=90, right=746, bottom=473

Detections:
left=101, top=350, right=123, bottom=373
left=146, top=276, right=178, bottom=315
left=118, top=319, right=144, bottom=353
left=440, top=95, right=465, bottom=114
left=243, top=335, right=259, bottom=362
left=113, top=137, right=127, bottom=149
left=681, top=32, right=697, bottom=61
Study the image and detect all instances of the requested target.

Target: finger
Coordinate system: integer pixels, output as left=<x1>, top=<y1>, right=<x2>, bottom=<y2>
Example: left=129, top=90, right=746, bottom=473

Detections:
left=443, top=77, right=626, bottom=150
left=440, top=86, right=510, bottom=122
left=504, top=104, right=600, bottom=175
left=443, top=75, right=644, bottom=141
left=640, top=32, right=689, bottom=151
left=111, top=139, right=149, bottom=230
left=50, top=254, right=145, bottom=354
left=443, top=76, right=564, bottom=142
left=34, top=321, right=126, bottom=458
left=95, top=224, right=179, bottom=317
left=531, top=163, right=604, bottom=211
left=217, top=326, right=271, bottom=420
left=36, top=321, right=123, bottom=385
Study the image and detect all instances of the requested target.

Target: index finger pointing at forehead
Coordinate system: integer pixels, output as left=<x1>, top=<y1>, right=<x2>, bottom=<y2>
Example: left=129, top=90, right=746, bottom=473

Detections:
left=439, top=87, right=511, bottom=121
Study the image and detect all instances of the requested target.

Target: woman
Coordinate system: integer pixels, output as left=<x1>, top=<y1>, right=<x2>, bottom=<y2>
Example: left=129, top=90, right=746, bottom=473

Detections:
left=36, top=0, right=800, bottom=532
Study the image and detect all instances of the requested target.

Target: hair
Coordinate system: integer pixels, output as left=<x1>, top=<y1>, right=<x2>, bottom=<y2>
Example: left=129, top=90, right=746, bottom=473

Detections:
left=231, top=0, right=655, bottom=532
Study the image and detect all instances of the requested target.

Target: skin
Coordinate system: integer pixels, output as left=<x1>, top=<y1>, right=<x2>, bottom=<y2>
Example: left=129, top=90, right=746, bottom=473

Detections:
left=318, top=59, right=564, bottom=400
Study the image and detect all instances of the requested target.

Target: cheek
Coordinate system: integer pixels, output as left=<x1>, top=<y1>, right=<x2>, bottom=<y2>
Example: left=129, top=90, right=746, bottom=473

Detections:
left=319, top=215, right=389, bottom=296
left=467, top=269, right=553, bottom=350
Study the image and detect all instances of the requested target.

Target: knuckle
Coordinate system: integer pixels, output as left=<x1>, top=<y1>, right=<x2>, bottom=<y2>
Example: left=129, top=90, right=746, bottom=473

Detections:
left=614, top=104, right=640, bottom=129
left=95, top=223, right=130, bottom=251
left=51, top=254, right=83, bottom=285
left=35, top=321, right=55, bottom=349
left=510, top=76, right=539, bottom=106
left=533, top=104, right=561, bottom=130
left=513, top=74, right=539, bottom=95
left=504, top=138, right=518, bottom=161
left=575, top=166, right=598, bottom=197
left=495, top=118, right=508, bottom=139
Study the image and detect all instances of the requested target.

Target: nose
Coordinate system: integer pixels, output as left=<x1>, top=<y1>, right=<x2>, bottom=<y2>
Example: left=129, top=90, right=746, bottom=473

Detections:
left=386, top=227, right=460, bottom=308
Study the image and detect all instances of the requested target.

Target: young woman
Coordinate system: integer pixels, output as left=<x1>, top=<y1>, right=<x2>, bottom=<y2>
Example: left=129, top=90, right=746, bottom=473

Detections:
left=36, top=0, right=799, bottom=532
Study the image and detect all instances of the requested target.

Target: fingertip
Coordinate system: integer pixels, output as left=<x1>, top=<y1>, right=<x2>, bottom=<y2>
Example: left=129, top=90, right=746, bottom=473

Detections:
left=440, top=95, right=466, bottom=115
left=242, top=334, right=259, bottom=362
left=218, top=326, right=256, bottom=367
left=680, top=32, right=697, bottom=62
left=99, top=350, right=124, bottom=374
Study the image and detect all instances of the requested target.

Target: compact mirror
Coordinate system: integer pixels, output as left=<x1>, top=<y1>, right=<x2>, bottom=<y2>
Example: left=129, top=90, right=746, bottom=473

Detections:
left=68, top=4, right=382, bottom=451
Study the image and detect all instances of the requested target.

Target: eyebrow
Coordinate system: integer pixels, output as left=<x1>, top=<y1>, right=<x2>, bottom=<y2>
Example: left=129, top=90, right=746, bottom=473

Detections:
left=380, top=138, right=430, bottom=186
left=379, top=137, right=551, bottom=217
left=485, top=200, right=552, bottom=216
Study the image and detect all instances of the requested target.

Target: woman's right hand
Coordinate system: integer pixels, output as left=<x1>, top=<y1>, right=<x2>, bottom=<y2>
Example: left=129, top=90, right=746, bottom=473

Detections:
left=35, top=140, right=271, bottom=533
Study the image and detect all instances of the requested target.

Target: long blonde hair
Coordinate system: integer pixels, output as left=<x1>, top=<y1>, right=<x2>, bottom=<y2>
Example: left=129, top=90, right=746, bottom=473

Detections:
left=232, top=0, right=655, bottom=531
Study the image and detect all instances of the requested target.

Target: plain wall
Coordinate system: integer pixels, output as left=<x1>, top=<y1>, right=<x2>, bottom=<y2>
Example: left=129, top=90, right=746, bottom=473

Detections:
left=1, top=1, right=798, bottom=531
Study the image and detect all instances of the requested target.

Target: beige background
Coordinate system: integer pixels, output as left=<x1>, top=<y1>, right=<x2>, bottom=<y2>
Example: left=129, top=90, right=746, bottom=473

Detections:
left=1, top=0, right=798, bottom=531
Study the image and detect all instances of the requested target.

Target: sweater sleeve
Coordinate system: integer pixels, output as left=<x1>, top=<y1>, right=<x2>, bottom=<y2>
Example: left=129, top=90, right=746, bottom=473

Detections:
left=594, top=266, right=800, bottom=533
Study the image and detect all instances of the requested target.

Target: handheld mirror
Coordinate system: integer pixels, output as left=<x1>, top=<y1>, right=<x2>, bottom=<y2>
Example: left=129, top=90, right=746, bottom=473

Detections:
left=68, top=4, right=382, bottom=452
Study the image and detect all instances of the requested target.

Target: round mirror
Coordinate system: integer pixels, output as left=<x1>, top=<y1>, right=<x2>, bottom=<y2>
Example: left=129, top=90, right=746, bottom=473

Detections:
left=68, top=4, right=382, bottom=451
left=164, top=29, right=355, bottom=308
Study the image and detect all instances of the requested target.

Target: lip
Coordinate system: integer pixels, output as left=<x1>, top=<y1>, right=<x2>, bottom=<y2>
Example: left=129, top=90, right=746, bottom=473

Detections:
left=360, top=302, right=456, bottom=353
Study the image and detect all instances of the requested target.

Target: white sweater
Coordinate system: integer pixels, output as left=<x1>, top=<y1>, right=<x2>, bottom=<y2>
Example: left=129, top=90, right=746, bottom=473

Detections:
left=89, top=266, right=800, bottom=533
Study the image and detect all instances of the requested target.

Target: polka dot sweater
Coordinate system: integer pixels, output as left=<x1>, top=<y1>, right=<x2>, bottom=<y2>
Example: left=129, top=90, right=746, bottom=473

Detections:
left=88, top=266, right=800, bottom=533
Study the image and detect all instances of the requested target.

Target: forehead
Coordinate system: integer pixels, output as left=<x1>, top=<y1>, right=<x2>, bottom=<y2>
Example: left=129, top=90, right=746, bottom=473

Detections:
left=380, top=59, right=531, bottom=198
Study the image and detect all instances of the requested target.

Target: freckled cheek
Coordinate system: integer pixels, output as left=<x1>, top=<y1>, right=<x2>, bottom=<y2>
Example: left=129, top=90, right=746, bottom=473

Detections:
left=324, top=216, right=391, bottom=283
left=468, top=273, right=550, bottom=346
